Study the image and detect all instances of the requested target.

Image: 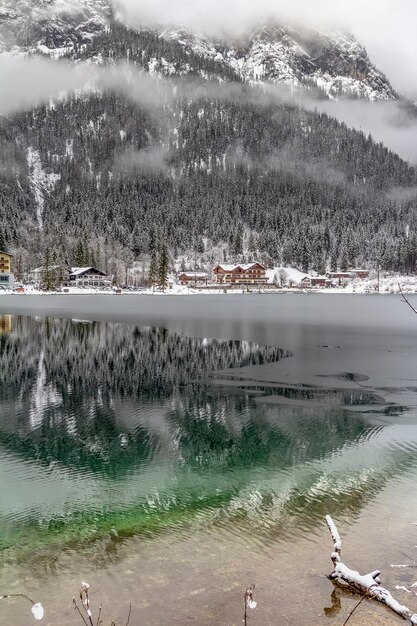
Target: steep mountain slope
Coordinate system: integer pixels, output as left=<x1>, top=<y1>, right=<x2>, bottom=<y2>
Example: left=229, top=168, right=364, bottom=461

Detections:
left=0, top=0, right=396, bottom=101
left=0, top=2, right=416, bottom=277
left=160, top=24, right=396, bottom=101
left=0, top=0, right=109, bottom=55
left=1, top=83, right=416, bottom=274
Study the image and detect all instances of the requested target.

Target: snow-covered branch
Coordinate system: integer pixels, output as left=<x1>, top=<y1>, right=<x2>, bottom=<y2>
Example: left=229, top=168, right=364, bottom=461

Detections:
left=325, top=515, right=417, bottom=624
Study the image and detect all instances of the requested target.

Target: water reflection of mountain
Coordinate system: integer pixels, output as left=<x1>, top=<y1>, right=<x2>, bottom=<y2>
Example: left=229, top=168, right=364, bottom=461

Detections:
left=0, top=316, right=287, bottom=472
left=2, top=315, right=417, bottom=556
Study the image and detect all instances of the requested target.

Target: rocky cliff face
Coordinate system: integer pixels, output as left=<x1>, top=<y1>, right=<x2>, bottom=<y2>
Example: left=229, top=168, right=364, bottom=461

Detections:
left=159, top=23, right=397, bottom=101
left=0, top=0, right=109, bottom=56
left=0, top=0, right=396, bottom=101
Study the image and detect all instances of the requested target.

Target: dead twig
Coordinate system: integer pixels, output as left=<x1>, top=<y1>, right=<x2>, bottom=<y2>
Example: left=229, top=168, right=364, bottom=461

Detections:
left=342, top=594, right=367, bottom=626
left=399, top=283, right=417, bottom=315
left=2, top=593, right=44, bottom=620
left=80, top=582, right=94, bottom=626
left=73, top=597, right=89, bottom=626
left=2, top=593, right=36, bottom=604
left=96, top=604, right=102, bottom=626
left=125, top=602, right=132, bottom=626
left=73, top=583, right=132, bottom=626
left=243, top=584, right=256, bottom=626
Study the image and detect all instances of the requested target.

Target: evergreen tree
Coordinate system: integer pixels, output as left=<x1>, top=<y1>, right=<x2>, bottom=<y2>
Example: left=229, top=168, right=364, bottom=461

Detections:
left=339, top=245, right=349, bottom=271
left=74, top=238, right=85, bottom=267
left=0, top=228, right=6, bottom=252
left=195, top=236, right=205, bottom=254
left=232, top=226, right=244, bottom=255
left=148, top=250, right=158, bottom=289
left=301, top=242, right=310, bottom=274
left=316, top=253, right=326, bottom=276
left=158, top=244, right=169, bottom=290
left=41, top=247, right=56, bottom=291
left=247, top=232, right=257, bottom=257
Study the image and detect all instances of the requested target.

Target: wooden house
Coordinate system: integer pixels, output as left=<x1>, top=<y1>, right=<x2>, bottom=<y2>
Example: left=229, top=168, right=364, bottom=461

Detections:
left=213, top=263, right=267, bottom=285
left=351, top=269, right=370, bottom=279
left=178, top=272, right=208, bottom=286
left=301, top=276, right=331, bottom=288
left=0, top=250, right=14, bottom=288
left=64, top=267, right=111, bottom=288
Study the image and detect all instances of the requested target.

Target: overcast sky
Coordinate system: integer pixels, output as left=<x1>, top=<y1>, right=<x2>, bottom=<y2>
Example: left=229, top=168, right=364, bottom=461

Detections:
left=113, top=0, right=417, bottom=98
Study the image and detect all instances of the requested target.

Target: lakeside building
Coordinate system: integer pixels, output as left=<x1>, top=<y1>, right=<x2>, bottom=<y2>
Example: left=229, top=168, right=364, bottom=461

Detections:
left=213, top=263, right=267, bottom=286
left=64, top=267, right=111, bottom=288
left=178, top=272, right=209, bottom=286
left=0, top=250, right=14, bottom=289
left=351, top=269, right=370, bottom=279
left=301, top=276, right=332, bottom=289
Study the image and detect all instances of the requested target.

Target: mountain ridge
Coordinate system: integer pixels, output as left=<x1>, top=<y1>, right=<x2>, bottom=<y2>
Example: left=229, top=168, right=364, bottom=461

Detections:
left=0, top=0, right=397, bottom=102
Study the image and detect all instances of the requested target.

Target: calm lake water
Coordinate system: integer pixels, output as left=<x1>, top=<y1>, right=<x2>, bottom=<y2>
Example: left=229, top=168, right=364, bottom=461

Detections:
left=0, top=294, right=417, bottom=625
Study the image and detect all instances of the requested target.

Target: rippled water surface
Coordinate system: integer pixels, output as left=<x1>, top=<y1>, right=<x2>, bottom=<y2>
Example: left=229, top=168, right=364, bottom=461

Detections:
left=1, top=295, right=417, bottom=625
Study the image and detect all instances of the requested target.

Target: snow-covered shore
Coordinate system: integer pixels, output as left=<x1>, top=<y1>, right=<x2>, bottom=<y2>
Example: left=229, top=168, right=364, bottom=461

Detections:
left=1, top=272, right=416, bottom=296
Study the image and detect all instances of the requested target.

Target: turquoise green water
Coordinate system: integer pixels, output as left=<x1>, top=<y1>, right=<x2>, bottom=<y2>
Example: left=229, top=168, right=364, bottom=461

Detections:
left=1, top=308, right=417, bottom=624
left=1, top=314, right=416, bottom=557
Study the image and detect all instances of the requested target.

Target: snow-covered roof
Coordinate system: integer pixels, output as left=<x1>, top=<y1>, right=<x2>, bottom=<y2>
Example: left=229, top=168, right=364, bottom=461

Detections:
left=70, top=267, right=93, bottom=275
left=214, top=262, right=265, bottom=272
left=240, top=263, right=265, bottom=270
left=70, top=267, right=107, bottom=276
left=214, top=264, right=238, bottom=271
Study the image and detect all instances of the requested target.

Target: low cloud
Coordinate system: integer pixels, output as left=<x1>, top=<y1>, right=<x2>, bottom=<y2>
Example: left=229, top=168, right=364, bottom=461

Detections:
left=387, top=186, right=417, bottom=202
left=112, top=0, right=417, bottom=99
left=304, top=98, right=417, bottom=163
left=0, top=56, right=172, bottom=116
left=2, top=56, right=417, bottom=164
left=267, top=148, right=346, bottom=185
left=116, top=145, right=169, bottom=174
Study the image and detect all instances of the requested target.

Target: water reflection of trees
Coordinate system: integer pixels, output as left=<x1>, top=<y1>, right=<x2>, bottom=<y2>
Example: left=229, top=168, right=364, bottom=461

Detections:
left=0, top=316, right=286, bottom=401
left=2, top=316, right=417, bottom=552
left=0, top=316, right=288, bottom=474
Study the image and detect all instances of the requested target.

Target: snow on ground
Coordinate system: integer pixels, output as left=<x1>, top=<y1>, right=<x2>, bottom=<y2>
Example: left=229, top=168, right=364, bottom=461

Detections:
left=342, top=273, right=417, bottom=294
left=266, top=266, right=308, bottom=286
left=2, top=271, right=417, bottom=296
left=26, top=147, right=60, bottom=230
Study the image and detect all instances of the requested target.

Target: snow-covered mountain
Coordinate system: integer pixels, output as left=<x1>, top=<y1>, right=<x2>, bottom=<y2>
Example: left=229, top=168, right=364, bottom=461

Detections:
left=0, top=0, right=396, bottom=101
left=1, top=0, right=416, bottom=278
left=0, top=0, right=109, bottom=56
left=161, top=24, right=396, bottom=101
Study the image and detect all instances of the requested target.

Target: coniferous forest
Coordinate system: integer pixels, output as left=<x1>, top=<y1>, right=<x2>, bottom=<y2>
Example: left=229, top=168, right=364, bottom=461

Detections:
left=1, top=20, right=417, bottom=276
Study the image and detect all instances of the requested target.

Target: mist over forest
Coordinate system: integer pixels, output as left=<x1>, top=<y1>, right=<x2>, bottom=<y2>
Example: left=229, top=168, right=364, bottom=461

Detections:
left=1, top=7, right=417, bottom=279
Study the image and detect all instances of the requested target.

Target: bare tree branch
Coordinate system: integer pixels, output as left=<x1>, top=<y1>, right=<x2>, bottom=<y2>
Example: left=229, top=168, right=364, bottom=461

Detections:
left=73, top=598, right=89, bottom=626
left=2, top=593, right=36, bottom=604
left=96, top=604, right=102, bottom=626
left=342, top=594, right=367, bottom=626
left=125, top=602, right=132, bottom=626
left=399, top=283, right=417, bottom=315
